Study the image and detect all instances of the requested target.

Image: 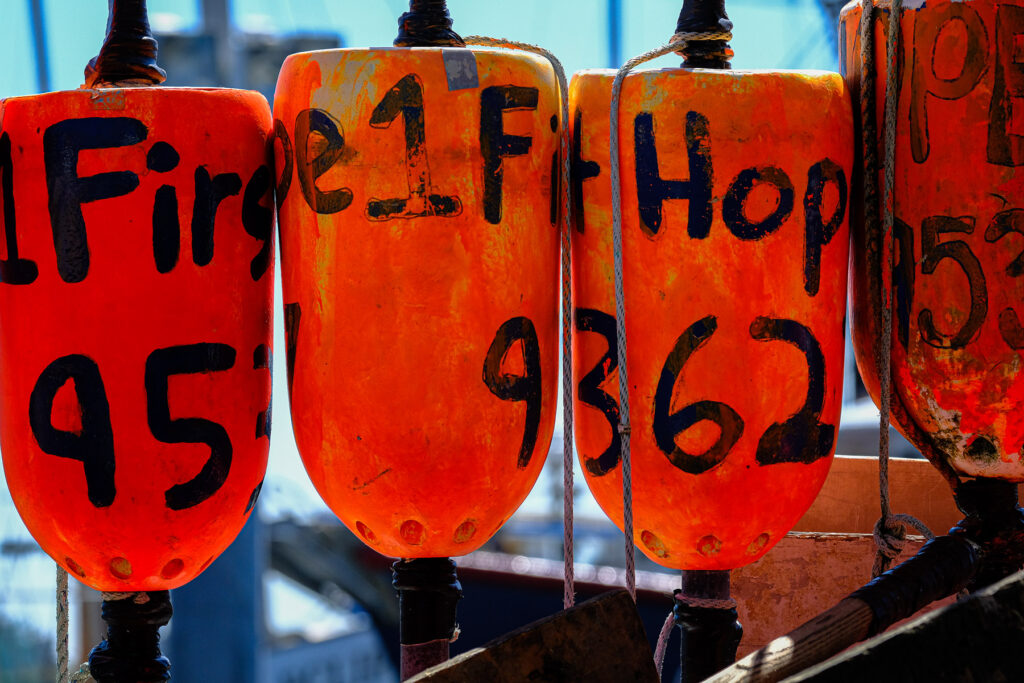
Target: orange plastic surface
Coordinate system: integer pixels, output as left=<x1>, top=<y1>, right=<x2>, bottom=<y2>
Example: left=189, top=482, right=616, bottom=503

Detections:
left=274, top=48, right=560, bottom=558
left=570, top=68, right=852, bottom=569
left=844, top=0, right=1024, bottom=481
left=0, top=88, right=274, bottom=590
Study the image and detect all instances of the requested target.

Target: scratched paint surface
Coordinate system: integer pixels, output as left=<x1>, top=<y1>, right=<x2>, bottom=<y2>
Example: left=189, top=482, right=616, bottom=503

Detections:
left=0, top=88, right=275, bottom=590
left=843, top=0, right=1024, bottom=481
left=570, top=68, right=852, bottom=570
left=274, top=48, right=560, bottom=559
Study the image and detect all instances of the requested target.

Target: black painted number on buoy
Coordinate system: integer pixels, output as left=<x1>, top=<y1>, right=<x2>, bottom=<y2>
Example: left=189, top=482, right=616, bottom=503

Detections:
left=146, top=343, right=236, bottom=510
left=574, top=308, right=621, bottom=476
left=483, top=316, right=542, bottom=469
left=653, top=316, right=744, bottom=475
left=367, top=73, right=462, bottom=220
left=29, top=354, right=116, bottom=508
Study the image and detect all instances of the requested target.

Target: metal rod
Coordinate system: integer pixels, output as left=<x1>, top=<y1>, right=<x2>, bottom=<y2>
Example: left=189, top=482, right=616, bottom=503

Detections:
left=607, top=0, right=622, bottom=68
left=88, top=591, right=172, bottom=683
left=393, top=557, right=463, bottom=680
left=28, top=0, right=50, bottom=92
left=201, top=0, right=238, bottom=88
left=676, top=569, right=741, bottom=682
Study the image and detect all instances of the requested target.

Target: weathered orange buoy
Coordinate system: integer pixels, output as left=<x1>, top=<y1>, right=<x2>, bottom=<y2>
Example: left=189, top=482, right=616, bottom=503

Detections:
left=571, top=28, right=853, bottom=571
left=844, top=0, right=1024, bottom=483
left=0, top=7, right=274, bottom=595
left=273, top=28, right=560, bottom=562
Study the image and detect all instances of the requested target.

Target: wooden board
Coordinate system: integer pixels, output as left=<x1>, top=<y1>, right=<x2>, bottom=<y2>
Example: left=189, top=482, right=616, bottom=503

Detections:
left=407, top=590, right=658, bottom=682
left=788, top=568, right=1024, bottom=682
left=794, top=456, right=967, bottom=535
left=730, top=532, right=954, bottom=657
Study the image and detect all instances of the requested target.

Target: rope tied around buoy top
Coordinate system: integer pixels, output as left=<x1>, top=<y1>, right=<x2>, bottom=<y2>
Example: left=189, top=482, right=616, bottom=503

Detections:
left=464, top=36, right=577, bottom=610
left=610, top=29, right=732, bottom=610
left=860, top=0, right=938, bottom=578
left=653, top=591, right=738, bottom=677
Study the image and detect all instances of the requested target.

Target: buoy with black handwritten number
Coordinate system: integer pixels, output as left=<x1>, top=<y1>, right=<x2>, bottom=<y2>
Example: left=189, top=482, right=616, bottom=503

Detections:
left=844, top=0, right=1024, bottom=484
left=570, top=0, right=852, bottom=679
left=0, top=2, right=274, bottom=680
left=273, top=1, right=559, bottom=679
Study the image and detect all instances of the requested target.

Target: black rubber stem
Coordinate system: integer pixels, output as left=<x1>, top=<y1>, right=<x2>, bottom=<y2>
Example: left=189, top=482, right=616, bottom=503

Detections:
left=393, top=557, right=463, bottom=645
left=676, top=0, right=733, bottom=69
left=676, top=570, right=742, bottom=682
left=394, top=0, right=466, bottom=48
left=84, top=0, right=166, bottom=87
left=88, top=591, right=173, bottom=683
left=953, top=477, right=1024, bottom=592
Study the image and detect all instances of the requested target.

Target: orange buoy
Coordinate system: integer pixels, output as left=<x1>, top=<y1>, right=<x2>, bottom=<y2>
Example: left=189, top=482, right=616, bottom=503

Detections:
left=273, top=19, right=560, bottom=561
left=843, top=0, right=1024, bottom=482
left=570, top=44, right=853, bottom=570
left=0, top=12, right=274, bottom=592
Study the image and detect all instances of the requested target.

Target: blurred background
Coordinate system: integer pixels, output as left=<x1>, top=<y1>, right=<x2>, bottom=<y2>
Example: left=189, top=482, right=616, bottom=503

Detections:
left=0, top=1, right=910, bottom=682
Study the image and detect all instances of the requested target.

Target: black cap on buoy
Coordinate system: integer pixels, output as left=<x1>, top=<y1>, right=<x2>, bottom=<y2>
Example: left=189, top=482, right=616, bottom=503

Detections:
left=394, top=0, right=466, bottom=48
left=676, top=0, right=733, bottom=69
left=84, top=0, right=166, bottom=88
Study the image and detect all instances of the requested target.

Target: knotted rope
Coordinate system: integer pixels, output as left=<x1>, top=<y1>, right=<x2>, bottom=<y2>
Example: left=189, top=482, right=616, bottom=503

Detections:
left=861, top=0, right=935, bottom=578
left=464, top=36, right=576, bottom=610
left=610, top=29, right=731, bottom=605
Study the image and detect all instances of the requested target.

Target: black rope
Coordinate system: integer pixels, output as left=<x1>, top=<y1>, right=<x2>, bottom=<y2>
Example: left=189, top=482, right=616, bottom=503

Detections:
left=394, top=0, right=466, bottom=48
left=84, top=0, right=166, bottom=87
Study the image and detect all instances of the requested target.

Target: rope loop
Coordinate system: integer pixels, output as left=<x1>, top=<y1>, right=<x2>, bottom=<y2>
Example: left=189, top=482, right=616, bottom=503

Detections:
left=873, top=516, right=908, bottom=562
left=673, top=589, right=737, bottom=611
left=670, top=30, right=733, bottom=60
left=654, top=611, right=676, bottom=678
left=69, top=664, right=92, bottom=683
left=101, top=591, right=150, bottom=604
left=609, top=27, right=733, bottom=605
left=653, top=589, right=738, bottom=675
left=464, top=35, right=576, bottom=611
left=872, top=512, right=935, bottom=576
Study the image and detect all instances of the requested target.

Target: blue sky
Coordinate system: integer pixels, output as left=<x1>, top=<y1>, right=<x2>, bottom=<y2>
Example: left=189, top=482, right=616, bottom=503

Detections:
left=0, top=0, right=838, bottom=97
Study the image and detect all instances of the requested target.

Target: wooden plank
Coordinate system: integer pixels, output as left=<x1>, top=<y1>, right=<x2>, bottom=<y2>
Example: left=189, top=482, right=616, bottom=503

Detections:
left=730, top=533, right=954, bottom=657
left=788, top=568, right=1024, bottom=682
left=794, top=456, right=966, bottom=535
left=407, top=590, right=658, bottom=682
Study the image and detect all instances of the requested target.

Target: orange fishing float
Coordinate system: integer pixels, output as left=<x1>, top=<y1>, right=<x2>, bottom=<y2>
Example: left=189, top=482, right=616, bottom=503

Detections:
left=571, top=12, right=853, bottom=573
left=274, top=24, right=560, bottom=562
left=0, top=9, right=274, bottom=594
left=844, top=0, right=1024, bottom=483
